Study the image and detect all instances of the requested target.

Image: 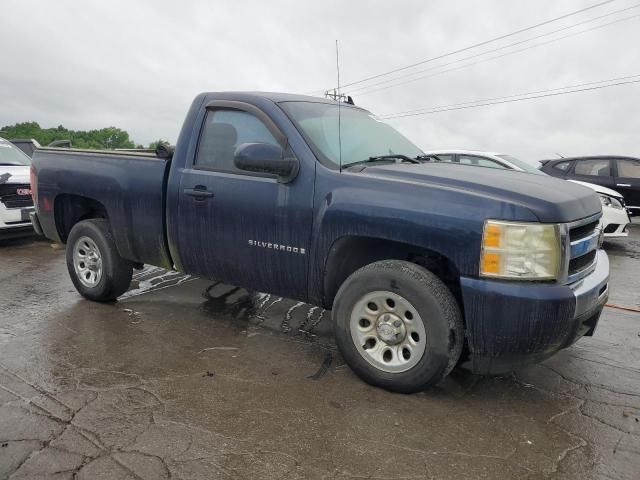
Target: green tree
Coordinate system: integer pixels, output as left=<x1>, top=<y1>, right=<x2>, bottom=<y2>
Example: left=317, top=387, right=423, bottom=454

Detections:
left=0, top=122, right=136, bottom=150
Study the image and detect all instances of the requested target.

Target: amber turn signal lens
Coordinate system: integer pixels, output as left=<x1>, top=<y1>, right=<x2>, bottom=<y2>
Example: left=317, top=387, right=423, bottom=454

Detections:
left=481, top=252, right=500, bottom=274
left=484, top=224, right=501, bottom=248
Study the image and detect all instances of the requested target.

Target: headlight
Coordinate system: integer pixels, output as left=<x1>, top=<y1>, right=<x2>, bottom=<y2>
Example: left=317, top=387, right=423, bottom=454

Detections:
left=480, top=220, right=561, bottom=280
left=599, top=194, right=623, bottom=209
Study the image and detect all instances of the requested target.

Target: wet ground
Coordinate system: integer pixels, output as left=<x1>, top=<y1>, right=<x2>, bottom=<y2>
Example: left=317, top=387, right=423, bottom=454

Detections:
left=1, top=225, right=639, bottom=479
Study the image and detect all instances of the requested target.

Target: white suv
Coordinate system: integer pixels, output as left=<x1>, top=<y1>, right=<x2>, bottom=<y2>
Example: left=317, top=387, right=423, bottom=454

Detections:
left=0, top=137, right=34, bottom=239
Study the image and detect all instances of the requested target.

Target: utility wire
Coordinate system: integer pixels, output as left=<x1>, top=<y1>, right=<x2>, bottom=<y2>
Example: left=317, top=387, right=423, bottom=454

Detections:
left=354, top=12, right=640, bottom=96
left=382, top=74, right=640, bottom=116
left=349, top=3, right=640, bottom=95
left=321, top=0, right=618, bottom=92
left=378, top=75, right=640, bottom=119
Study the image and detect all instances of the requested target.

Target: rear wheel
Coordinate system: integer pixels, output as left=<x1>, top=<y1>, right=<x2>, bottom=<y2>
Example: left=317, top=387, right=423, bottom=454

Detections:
left=333, top=260, right=464, bottom=393
left=66, top=219, right=133, bottom=302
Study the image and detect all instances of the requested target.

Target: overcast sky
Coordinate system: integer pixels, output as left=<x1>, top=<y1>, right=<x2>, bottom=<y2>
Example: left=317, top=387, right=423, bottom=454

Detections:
left=1, top=0, right=638, bottom=161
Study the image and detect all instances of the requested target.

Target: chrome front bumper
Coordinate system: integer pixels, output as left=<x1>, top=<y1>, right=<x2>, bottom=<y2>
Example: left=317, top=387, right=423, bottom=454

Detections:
left=570, top=249, right=609, bottom=318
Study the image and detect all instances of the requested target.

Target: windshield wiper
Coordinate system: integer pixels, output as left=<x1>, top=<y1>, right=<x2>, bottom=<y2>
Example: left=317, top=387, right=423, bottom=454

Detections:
left=345, top=155, right=420, bottom=169
left=415, top=154, right=443, bottom=162
left=369, top=154, right=419, bottom=164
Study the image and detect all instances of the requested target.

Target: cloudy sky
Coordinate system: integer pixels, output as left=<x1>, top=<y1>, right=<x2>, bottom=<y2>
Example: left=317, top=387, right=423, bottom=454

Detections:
left=1, top=0, right=638, bottom=161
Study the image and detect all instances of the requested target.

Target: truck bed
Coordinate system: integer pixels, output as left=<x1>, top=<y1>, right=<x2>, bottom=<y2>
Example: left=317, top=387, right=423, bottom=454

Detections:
left=32, top=147, right=173, bottom=269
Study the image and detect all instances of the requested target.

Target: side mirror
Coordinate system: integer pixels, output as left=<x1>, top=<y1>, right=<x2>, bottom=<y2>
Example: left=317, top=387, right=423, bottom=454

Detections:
left=234, top=142, right=298, bottom=182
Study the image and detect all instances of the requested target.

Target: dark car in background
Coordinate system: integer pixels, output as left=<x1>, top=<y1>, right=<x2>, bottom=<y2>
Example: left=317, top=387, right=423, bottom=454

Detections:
left=540, top=156, right=640, bottom=216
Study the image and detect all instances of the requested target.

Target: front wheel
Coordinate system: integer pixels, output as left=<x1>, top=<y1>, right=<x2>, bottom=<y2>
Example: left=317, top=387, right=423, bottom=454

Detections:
left=333, top=260, right=464, bottom=393
left=66, top=219, right=133, bottom=302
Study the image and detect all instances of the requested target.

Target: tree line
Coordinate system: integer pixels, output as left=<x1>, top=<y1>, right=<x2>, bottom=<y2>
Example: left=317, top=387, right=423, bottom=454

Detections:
left=0, top=121, right=168, bottom=150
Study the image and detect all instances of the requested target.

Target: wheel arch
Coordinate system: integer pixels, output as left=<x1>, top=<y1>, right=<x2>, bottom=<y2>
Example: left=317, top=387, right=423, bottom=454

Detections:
left=322, top=235, right=462, bottom=311
left=54, top=194, right=109, bottom=243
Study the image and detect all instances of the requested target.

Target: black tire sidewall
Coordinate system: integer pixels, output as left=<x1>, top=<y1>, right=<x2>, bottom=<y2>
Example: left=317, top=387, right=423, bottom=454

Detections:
left=66, top=220, right=132, bottom=301
left=333, top=261, right=462, bottom=393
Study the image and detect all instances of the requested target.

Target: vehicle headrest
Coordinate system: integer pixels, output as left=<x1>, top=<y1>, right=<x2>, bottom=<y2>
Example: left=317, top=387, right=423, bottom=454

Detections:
left=156, top=143, right=175, bottom=159
left=209, top=122, right=237, bottom=146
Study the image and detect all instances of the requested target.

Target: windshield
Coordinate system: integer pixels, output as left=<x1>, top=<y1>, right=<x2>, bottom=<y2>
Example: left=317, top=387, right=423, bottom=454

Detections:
left=280, top=102, right=423, bottom=167
left=496, top=154, right=544, bottom=175
left=0, top=138, right=31, bottom=166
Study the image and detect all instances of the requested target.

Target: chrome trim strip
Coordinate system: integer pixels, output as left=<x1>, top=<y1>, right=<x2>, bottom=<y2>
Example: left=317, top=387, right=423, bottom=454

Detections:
left=566, top=212, right=602, bottom=230
left=570, top=230, right=600, bottom=258
left=558, top=223, right=570, bottom=285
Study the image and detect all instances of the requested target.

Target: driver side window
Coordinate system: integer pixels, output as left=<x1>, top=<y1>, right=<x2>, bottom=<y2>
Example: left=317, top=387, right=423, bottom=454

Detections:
left=195, top=109, right=279, bottom=172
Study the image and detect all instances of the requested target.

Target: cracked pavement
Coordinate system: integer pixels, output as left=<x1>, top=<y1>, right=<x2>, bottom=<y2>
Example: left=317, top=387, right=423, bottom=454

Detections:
left=0, top=225, right=639, bottom=479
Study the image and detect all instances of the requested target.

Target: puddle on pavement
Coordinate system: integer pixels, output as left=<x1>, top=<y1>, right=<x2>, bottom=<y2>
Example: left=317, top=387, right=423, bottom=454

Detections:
left=201, top=281, right=334, bottom=349
left=119, top=265, right=335, bottom=349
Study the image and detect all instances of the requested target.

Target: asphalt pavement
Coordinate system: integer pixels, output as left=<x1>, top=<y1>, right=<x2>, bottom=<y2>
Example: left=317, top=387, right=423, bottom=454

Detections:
left=0, top=225, right=638, bottom=479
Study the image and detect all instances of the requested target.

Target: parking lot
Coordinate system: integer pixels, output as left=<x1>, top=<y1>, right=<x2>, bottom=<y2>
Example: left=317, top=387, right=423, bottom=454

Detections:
left=0, top=225, right=638, bottom=479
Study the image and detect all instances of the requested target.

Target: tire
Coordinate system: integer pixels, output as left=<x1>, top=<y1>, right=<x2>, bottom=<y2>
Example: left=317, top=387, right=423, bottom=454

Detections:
left=66, top=219, right=133, bottom=302
left=333, top=260, right=464, bottom=393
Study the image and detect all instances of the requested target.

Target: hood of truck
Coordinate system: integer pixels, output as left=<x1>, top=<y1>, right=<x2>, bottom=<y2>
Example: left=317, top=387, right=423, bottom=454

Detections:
left=361, top=162, right=601, bottom=223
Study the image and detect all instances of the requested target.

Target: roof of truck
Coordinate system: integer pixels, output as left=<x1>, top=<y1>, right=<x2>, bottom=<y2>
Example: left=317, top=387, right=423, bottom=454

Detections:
left=251, top=92, right=335, bottom=103
left=204, top=91, right=364, bottom=107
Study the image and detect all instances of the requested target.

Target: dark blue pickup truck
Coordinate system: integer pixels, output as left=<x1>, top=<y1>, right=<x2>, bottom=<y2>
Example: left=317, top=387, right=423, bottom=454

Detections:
left=30, top=92, right=609, bottom=392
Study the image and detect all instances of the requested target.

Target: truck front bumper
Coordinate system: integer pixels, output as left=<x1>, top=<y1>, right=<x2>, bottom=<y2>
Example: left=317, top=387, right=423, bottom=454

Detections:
left=460, top=250, right=609, bottom=375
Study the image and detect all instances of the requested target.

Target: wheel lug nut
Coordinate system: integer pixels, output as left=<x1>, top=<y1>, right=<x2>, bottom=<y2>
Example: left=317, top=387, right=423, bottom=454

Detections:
left=393, top=320, right=402, bottom=328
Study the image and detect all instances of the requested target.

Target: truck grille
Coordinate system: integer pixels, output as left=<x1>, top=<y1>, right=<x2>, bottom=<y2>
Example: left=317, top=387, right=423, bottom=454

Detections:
left=564, top=215, right=601, bottom=283
left=0, top=184, right=33, bottom=209
left=569, top=220, right=599, bottom=242
left=569, top=250, right=597, bottom=276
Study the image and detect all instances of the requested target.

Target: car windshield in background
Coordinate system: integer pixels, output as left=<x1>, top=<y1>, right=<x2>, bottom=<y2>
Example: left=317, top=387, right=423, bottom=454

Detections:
left=0, top=138, right=31, bottom=166
left=496, top=154, right=544, bottom=175
left=280, top=102, right=423, bottom=168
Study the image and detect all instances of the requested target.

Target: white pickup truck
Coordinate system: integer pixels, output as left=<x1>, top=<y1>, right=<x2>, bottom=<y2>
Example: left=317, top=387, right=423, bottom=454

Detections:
left=0, top=137, right=34, bottom=239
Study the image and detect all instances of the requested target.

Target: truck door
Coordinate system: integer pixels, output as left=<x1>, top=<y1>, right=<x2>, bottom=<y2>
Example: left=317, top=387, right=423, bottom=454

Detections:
left=614, top=158, right=640, bottom=214
left=174, top=103, right=314, bottom=300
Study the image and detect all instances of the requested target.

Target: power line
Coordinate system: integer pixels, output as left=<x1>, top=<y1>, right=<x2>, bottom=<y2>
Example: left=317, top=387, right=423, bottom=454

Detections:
left=380, top=77, right=640, bottom=119
left=349, top=3, right=640, bottom=95
left=378, top=75, right=640, bottom=119
left=354, top=12, right=640, bottom=96
left=324, top=0, right=618, bottom=91
left=381, top=74, right=640, bottom=117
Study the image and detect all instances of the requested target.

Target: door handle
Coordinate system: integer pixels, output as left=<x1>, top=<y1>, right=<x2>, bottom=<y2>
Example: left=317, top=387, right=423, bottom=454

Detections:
left=184, top=188, right=214, bottom=199
left=616, top=184, right=631, bottom=187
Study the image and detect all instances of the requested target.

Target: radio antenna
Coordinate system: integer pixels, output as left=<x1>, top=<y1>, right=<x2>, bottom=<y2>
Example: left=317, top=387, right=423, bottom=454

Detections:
left=336, top=40, right=343, bottom=173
